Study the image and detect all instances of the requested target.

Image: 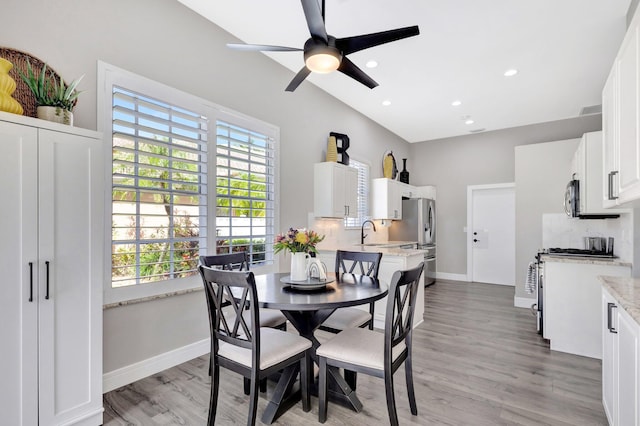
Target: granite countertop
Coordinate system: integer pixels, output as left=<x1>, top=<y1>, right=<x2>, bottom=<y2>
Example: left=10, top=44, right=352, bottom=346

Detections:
left=317, top=241, right=425, bottom=257
left=541, top=254, right=632, bottom=267
left=600, top=276, right=640, bottom=325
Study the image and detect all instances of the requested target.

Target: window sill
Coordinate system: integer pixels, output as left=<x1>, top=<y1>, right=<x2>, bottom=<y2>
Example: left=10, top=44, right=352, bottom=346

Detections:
left=103, top=286, right=203, bottom=310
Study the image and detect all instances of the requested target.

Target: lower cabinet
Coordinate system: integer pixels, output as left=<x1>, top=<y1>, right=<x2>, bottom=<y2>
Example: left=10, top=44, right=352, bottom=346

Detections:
left=543, top=260, right=630, bottom=358
left=602, top=287, right=640, bottom=426
left=0, top=115, right=103, bottom=426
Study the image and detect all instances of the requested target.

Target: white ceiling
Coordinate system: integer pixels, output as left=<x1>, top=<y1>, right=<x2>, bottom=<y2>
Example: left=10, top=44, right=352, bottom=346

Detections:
left=178, top=0, right=631, bottom=143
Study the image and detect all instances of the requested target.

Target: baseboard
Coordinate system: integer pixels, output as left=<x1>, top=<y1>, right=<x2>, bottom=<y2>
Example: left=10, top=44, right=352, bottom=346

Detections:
left=103, top=338, right=210, bottom=393
left=514, top=296, right=536, bottom=309
left=435, top=272, right=468, bottom=282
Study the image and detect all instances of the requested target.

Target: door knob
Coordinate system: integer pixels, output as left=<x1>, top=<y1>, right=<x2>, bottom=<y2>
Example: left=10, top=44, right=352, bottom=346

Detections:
left=473, top=232, right=477, bottom=235
left=473, top=239, right=478, bottom=243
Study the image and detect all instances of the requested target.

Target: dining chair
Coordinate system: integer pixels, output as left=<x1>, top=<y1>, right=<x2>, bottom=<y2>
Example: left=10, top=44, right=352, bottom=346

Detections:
left=200, top=253, right=287, bottom=331
left=317, top=250, right=383, bottom=389
left=199, top=266, right=312, bottom=426
left=319, top=250, right=383, bottom=333
left=200, top=252, right=287, bottom=394
left=317, top=262, right=424, bottom=426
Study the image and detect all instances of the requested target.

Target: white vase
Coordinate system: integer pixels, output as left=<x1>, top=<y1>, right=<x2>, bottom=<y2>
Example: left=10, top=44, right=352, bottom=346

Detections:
left=37, top=106, right=73, bottom=126
left=290, top=252, right=309, bottom=281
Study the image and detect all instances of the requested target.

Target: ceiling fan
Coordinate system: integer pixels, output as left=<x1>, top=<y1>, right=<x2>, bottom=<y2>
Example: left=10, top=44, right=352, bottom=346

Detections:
left=227, top=0, right=420, bottom=92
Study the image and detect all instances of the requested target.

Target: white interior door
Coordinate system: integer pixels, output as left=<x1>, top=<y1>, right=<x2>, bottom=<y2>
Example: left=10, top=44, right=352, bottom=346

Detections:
left=468, top=185, right=515, bottom=285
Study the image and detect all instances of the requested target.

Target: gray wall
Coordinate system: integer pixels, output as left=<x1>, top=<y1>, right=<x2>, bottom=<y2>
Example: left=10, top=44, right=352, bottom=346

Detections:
left=1, top=0, right=410, bottom=376
left=514, top=139, right=580, bottom=301
left=409, top=115, right=602, bottom=277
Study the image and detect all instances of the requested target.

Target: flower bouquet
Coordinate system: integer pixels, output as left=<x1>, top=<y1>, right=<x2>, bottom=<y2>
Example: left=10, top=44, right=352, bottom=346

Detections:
left=274, top=228, right=325, bottom=281
left=274, top=228, right=325, bottom=254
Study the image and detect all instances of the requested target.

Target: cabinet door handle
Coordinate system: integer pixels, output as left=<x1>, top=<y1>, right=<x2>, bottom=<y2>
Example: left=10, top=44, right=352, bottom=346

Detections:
left=608, top=171, right=619, bottom=200
left=28, top=262, right=33, bottom=302
left=607, top=302, right=617, bottom=333
left=45, top=261, right=50, bottom=300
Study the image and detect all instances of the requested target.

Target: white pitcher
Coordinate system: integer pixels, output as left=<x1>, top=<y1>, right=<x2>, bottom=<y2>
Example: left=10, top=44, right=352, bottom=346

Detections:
left=290, top=252, right=310, bottom=281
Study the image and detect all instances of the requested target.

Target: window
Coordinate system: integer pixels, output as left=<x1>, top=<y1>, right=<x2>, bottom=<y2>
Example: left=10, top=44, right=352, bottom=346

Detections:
left=110, top=87, right=208, bottom=287
left=344, top=159, right=370, bottom=228
left=215, top=120, right=275, bottom=267
left=99, top=62, right=279, bottom=303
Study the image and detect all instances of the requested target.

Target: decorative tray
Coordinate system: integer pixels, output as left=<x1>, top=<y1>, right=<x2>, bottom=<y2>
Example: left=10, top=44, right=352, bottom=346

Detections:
left=280, top=275, right=334, bottom=290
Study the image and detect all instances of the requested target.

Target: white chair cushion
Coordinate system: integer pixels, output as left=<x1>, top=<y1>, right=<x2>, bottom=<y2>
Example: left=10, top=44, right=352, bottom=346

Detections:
left=245, top=308, right=287, bottom=328
left=322, top=307, right=371, bottom=330
left=316, top=327, right=406, bottom=371
left=218, top=328, right=311, bottom=370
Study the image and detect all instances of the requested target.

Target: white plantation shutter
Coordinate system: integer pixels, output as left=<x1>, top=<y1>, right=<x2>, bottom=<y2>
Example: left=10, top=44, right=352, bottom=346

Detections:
left=345, top=159, right=370, bottom=228
left=111, top=86, right=208, bottom=287
left=215, top=120, right=275, bottom=266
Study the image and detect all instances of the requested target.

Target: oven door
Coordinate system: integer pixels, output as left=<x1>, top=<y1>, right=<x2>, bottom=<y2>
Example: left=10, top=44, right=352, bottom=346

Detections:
left=564, top=179, right=580, bottom=217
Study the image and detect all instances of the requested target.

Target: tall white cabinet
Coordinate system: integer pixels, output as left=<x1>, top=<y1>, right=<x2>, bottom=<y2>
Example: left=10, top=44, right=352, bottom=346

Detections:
left=0, top=112, right=103, bottom=425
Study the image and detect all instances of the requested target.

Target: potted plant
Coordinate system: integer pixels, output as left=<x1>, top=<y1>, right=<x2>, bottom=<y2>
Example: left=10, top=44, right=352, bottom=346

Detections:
left=17, top=59, right=83, bottom=125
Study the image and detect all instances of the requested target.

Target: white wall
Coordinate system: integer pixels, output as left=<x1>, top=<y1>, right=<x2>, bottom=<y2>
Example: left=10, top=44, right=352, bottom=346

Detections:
left=1, top=0, right=412, bottom=385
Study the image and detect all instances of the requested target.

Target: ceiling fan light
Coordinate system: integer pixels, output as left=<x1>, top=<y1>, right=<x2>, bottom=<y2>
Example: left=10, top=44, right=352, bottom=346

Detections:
left=305, top=52, right=341, bottom=73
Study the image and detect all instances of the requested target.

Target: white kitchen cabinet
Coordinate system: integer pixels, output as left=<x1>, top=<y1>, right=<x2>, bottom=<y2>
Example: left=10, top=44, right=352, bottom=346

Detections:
left=602, top=6, right=640, bottom=206
left=602, top=287, right=640, bottom=426
left=603, top=67, right=619, bottom=208
left=543, top=259, right=630, bottom=358
left=573, top=131, right=622, bottom=214
left=372, top=178, right=403, bottom=220
left=0, top=113, right=103, bottom=426
left=314, top=162, right=358, bottom=218
left=416, top=185, right=436, bottom=200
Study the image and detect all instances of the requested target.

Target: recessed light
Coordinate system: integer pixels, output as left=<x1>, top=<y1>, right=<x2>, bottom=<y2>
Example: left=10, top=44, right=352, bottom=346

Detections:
left=366, top=60, right=378, bottom=68
left=465, top=119, right=474, bottom=125
left=382, top=100, right=391, bottom=106
left=451, top=100, right=462, bottom=107
left=504, top=69, right=518, bottom=77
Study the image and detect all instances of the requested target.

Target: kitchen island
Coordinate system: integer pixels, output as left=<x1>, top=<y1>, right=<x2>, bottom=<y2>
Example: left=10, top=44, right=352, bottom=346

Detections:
left=316, top=242, right=425, bottom=329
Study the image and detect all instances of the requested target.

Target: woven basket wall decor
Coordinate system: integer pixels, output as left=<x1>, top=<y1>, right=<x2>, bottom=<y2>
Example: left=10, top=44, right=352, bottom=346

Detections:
left=0, top=47, right=65, bottom=118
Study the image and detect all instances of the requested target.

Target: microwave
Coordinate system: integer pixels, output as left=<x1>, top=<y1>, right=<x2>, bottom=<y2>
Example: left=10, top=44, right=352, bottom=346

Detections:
left=564, top=178, right=579, bottom=217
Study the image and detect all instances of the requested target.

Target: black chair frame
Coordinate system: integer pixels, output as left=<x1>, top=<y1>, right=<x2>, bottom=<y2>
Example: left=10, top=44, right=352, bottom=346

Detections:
left=200, top=266, right=310, bottom=426
left=318, top=262, right=424, bottom=426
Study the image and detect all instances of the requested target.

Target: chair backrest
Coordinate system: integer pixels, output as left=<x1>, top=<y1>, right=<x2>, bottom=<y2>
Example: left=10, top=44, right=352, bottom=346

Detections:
left=199, top=266, right=260, bottom=364
left=200, top=252, right=250, bottom=271
left=384, top=262, right=424, bottom=361
left=335, top=250, right=383, bottom=278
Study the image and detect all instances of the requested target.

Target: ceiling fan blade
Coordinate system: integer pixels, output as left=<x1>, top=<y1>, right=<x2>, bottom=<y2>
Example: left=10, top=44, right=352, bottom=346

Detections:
left=285, top=67, right=312, bottom=92
left=227, top=43, right=302, bottom=52
left=336, top=25, right=420, bottom=55
left=338, top=57, right=378, bottom=89
left=301, top=0, right=328, bottom=43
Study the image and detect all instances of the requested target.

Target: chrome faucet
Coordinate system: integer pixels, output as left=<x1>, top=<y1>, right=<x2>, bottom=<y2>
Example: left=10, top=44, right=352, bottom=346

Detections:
left=360, top=220, right=377, bottom=244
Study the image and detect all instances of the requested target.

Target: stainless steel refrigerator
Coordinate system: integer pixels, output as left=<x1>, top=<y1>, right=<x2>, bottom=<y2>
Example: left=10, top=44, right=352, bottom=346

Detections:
left=389, top=198, right=436, bottom=286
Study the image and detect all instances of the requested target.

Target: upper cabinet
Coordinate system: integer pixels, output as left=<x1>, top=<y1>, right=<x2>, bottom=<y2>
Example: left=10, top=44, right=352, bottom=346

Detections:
left=314, top=162, right=358, bottom=218
left=603, top=6, right=640, bottom=206
left=372, top=178, right=403, bottom=220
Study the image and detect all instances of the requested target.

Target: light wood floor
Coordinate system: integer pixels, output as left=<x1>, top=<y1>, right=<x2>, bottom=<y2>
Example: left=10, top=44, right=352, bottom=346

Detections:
left=103, top=280, right=607, bottom=425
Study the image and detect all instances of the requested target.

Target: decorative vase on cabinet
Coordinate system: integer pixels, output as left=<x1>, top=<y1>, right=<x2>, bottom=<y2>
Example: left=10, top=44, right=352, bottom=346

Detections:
left=399, top=158, right=410, bottom=184
left=0, top=57, right=24, bottom=115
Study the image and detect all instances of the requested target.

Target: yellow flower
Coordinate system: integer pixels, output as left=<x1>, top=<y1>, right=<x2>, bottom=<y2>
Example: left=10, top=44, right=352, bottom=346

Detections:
left=295, top=232, right=309, bottom=244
